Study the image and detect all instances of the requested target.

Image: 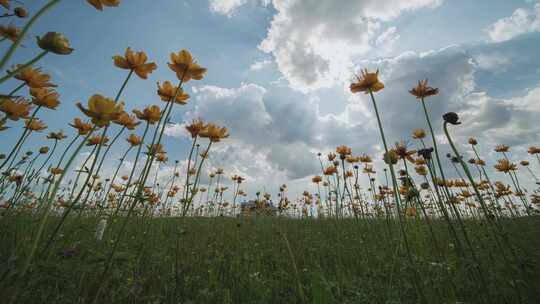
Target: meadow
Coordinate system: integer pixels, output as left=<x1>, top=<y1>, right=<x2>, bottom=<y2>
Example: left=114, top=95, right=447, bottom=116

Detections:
left=1, top=1, right=540, bottom=303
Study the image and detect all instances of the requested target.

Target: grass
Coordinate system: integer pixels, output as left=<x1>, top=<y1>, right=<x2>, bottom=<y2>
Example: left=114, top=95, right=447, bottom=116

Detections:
left=1, top=214, right=539, bottom=303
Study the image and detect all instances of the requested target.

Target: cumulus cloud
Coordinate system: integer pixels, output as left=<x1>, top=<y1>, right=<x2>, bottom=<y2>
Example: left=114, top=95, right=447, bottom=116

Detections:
left=486, top=3, right=540, bottom=42
left=258, top=0, right=442, bottom=91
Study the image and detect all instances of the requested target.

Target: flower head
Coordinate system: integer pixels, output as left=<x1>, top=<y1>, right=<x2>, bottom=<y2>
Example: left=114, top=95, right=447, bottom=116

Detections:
left=113, top=111, right=140, bottom=130
left=47, top=131, right=67, bottom=140
left=409, top=79, right=439, bottom=99
left=0, top=24, right=20, bottom=42
left=113, top=47, right=157, bottom=79
left=185, top=118, right=207, bottom=138
left=350, top=69, right=384, bottom=94
left=30, top=87, right=60, bottom=109
left=49, top=167, right=64, bottom=175
left=69, top=118, right=93, bottom=135
left=37, top=32, right=74, bottom=55
left=199, top=123, right=229, bottom=142
left=157, top=81, right=189, bottom=104
left=87, top=135, right=109, bottom=146
left=133, top=105, right=161, bottom=124
left=528, top=146, right=540, bottom=155
left=167, top=49, right=207, bottom=82
left=336, top=145, right=352, bottom=158
left=13, top=66, right=56, bottom=88
left=87, top=0, right=120, bottom=10
left=39, top=146, right=49, bottom=154
left=76, top=94, right=124, bottom=127
left=126, top=133, right=142, bottom=146
left=25, top=118, right=47, bottom=131
left=494, top=159, right=517, bottom=173
left=14, top=7, right=28, bottom=18
left=494, top=144, right=509, bottom=153
left=412, top=128, right=426, bottom=139
left=0, top=98, right=31, bottom=120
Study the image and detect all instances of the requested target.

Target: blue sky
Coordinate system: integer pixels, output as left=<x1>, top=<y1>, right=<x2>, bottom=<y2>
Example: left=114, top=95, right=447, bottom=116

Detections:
left=2, top=0, right=540, bottom=198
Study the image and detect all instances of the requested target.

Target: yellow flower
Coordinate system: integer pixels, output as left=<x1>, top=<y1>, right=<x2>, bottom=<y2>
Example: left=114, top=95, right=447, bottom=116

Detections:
left=30, top=87, right=60, bottom=110
left=37, top=32, right=74, bottom=55
left=167, top=49, right=207, bottom=82
left=409, top=79, right=439, bottom=99
left=126, top=134, right=142, bottom=146
left=0, top=98, right=31, bottom=121
left=113, top=47, right=157, bottom=79
left=47, top=131, right=67, bottom=140
left=185, top=118, right=207, bottom=138
left=132, top=105, right=161, bottom=124
left=25, top=118, right=47, bottom=132
left=412, top=128, right=426, bottom=139
left=76, top=94, right=124, bottom=127
left=0, top=24, right=20, bottom=42
left=14, top=66, right=56, bottom=88
left=113, top=111, right=140, bottom=130
left=69, top=118, right=93, bottom=135
left=157, top=81, right=190, bottom=104
left=87, top=0, right=120, bottom=10
left=350, top=69, right=384, bottom=94
left=199, top=123, right=229, bottom=142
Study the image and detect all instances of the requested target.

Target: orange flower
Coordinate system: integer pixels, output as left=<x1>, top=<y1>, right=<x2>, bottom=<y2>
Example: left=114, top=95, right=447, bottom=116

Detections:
left=14, top=66, right=56, bottom=88
left=494, top=159, right=516, bottom=173
left=323, top=165, right=337, bottom=175
left=0, top=24, right=20, bottom=42
left=156, top=153, right=168, bottom=163
left=167, top=49, right=207, bottom=82
left=69, top=118, right=93, bottom=135
left=113, top=47, right=157, bottom=79
left=49, top=167, right=64, bottom=175
left=350, top=69, right=384, bottom=94
left=494, top=144, right=509, bottom=153
left=30, top=87, right=60, bottom=109
left=133, top=105, right=161, bottom=124
left=76, top=94, right=124, bottom=127
left=527, top=147, right=540, bottom=155
left=336, top=145, right=352, bottom=158
left=87, top=135, right=109, bottom=146
left=87, top=0, right=120, bottom=10
left=113, top=111, right=140, bottom=130
left=147, top=144, right=165, bottom=155
left=185, top=118, right=207, bottom=138
left=126, top=134, right=142, bottom=146
left=0, top=98, right=31, bottom=120
left=157, top=81, right=189, bottom=104
left=312, top=175, right=322, bottom=183
left=409, top=79, right=439, bottom=99
left=47, top=131, right=67, bottom=140
left=25, top=118, right=47, bottom=131
left=199, top=123, right=229, bottom=142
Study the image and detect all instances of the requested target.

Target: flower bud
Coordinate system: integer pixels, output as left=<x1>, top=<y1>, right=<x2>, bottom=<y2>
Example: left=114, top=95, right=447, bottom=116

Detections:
left=383, top=150, right=398, bottom=165
left=443, top=112, right=460, bottom=125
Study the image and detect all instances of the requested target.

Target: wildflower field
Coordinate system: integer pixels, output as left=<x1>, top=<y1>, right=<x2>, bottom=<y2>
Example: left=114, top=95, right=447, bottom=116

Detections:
left=1, top=1, right=540, bottom=303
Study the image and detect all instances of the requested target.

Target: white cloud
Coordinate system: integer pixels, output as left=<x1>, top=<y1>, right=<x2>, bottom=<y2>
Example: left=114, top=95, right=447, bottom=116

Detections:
left=258, top=0, right=442, bottom=92
left=249, top=59, right=273, bottom=71
left=209, top=0, right=270, bottom=17
left=486, top=4, right=540, bottom=42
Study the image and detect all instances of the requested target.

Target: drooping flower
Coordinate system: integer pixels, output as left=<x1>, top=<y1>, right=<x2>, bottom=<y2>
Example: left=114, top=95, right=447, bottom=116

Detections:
left=25, top=118, right=47, bottom=131
left=30, top=87, right=60, bottom=110
left=13, top=66, right=56, bottom=88
left=113, top=47, right=157, bottom=79
left=167, top=49, right=207, bottom=82
left=157, top=81, right=189, bottom=104
left=132, top=105, right=161, bottom=124
left=409, top=79, right=439, bottom=99
left=199, top=123, right=229, bottom=142
left=0, top=98, right=31, bottom=120
left=113, top=111, right=140, bottom=130
left=0, top=24, right=20, bottom=42
left=37, top=32, right=74, bottom=55
left=69, top=118, right=93, bottom=135
left=350, top=69, right=384, bottom=94
left=76, top=94, right=124, bottom=127
left=87, top=0, right=120, bottom=10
